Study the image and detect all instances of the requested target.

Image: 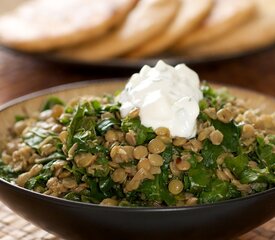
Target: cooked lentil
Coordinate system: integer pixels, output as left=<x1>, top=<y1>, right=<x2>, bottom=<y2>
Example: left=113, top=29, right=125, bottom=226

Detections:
left=0, top=83, right=274, bottom=207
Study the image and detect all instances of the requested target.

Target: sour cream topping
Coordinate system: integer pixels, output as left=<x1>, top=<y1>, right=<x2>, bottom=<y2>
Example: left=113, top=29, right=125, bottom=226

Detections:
left=118, top=60, right=203, bottom=138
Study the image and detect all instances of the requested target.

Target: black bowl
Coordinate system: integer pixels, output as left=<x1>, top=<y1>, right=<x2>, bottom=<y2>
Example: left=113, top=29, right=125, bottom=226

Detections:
left=0, top=80, right=274, bottom=240
left=0, top=179, right=275, bottom=240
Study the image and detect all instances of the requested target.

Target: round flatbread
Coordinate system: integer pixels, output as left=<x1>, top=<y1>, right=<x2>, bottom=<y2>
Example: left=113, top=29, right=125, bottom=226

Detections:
left=180, top=0, right=275, bottom=57
left=57, top=0, right=180, bottom=61
left=174, top=0, right=256, bottom=50
left=0, top=0, right=137, bottom=52
left=127, top=0, right=213, bottom=58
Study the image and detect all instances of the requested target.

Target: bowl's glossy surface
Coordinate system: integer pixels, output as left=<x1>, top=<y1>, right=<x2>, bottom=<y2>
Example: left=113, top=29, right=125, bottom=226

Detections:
left=0, top=80, right=274, bottom=240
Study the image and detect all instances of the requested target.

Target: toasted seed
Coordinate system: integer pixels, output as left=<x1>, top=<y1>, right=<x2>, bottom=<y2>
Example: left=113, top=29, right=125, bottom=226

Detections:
left=122, top=146, right=134, bottom=160
left=216, top=169, right=230, bottom=181
left=175, top=158, right=191, bottom=171
left=155, top=127, right=170, bottom=136
left=223, top=168, right=235, bottom=180
left=125, top=130, right=137, bottom=146
left=111, top=168, right=127, bottom=183
left=173, top=137, right=187, bottom=147
left=186, top=197, right=198, bottom=206
left=198, top=126, right=215, bottom=141
left=243, top=110, right=257, bottom=123
left=190, top=139, right=202, bottom=152
left=124, top=166, right=137, bottom=177
left=74, top=153, right=97, bottom=168
left=134, top=168, right=153, bottom=181
left=108, top=161, right=120, bottom=169
left=169, top=161, right=181, bottom=176
left=1, top=152, right=12, bottom=164
left=51, top=160, right=66, bottom=171
left=204, top=107, right=217, bottom=119
left=100, top=198, right=118, bottom=206
left=150, top=166, right=161, bottom=175
left=58, top=170, right=71, bottom=179
left=255, top=114, right=274, bottom=129
left=14, top=121, right=27, bottom=136
left=62, top=177, right=77, bottom=189
left=242, top=124, right=255, bottom=139
left=105, top=130, right=118, bottom=143
left=59, top=131, right=68, bottom=144
left=110, top=146, right=128, bottom=163
left=125, top=179, right=140, bottom=192
left=125, top=168, right=152, bottom=192
left=68, top=143, right=78, bottom=159
left=74, top=183, right=88, bottom=193
left=156, top=135, right=172, bottom=144
left=101, top=112, right=114, bottom=120
left=217, top=108, right=233, bottom=123
left=137, top=158, right=151, bottom=171
left=232, top=180, right=252, bottom=193
left=168, top=179, right=183, bottom=195
left=16, top=164, right=43, bottom=187
left=38, top=136, right=53, bottom=148
left=148, top=154, right=163, bottom=167
left=133, top=146, right=148, bottom=159
left=40, top=143, right=56, bottom=157
left=148, top=138, right=166, bottom=154
left=128, top=108, right=140, bottom=119
left=51, top=105, right=64, bottom=119
left=209, top=130, right=223, bottom=145
left=51, top=124, right=63, bottom=133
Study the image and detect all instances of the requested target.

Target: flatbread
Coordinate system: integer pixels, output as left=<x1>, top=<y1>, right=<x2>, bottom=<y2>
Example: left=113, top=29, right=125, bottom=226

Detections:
left=0, top=0, right=137, bottom=52
left=127, top=0, right=213, bottom=58
left=174, top=0, right=256, bottom=50
left=56, top=0, right=180, bottom=61
left=180, top=0, right=275, bottom=57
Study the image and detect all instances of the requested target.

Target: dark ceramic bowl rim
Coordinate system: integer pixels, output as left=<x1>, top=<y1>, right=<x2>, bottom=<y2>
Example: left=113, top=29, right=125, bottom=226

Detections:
left=0, top=78, right=274, bottom=213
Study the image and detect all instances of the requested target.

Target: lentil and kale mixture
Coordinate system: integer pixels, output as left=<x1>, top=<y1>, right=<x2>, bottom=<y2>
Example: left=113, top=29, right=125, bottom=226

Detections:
left=0, top=84, right=274, bottom=207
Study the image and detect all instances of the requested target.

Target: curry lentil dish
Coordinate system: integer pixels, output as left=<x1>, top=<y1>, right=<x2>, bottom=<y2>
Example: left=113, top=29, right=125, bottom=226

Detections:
left=0, top=83, right=274, bottom=207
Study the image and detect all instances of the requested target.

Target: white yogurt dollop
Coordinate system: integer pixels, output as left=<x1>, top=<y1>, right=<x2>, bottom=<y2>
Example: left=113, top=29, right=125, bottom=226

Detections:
left=118, top=60, right=203, bottom=139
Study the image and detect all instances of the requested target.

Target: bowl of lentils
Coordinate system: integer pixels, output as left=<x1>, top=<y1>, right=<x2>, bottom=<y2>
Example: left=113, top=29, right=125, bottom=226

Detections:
left=0, top=64, right=274, bottom=240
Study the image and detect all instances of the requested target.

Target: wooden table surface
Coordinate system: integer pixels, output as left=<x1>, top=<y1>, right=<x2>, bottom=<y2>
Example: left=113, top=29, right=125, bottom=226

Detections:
left=0, top=47, right=275, bottom=104
left=0, top=47, right=274, bottom=240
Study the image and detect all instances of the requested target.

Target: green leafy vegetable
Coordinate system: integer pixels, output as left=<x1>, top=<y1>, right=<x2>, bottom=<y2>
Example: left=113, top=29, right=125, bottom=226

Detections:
left=15, top=115, right=26, bottom=122
left=200, top=179, right=240, bottom=204
left=256, top=137, right=275, bottom=171
left=96, top=118, right=120, bottom=135
left=121, top=117, right=156, bottom=145
left=201, top=139, right=224, bottom=168
left=240, top=168, right=275, bottom=184
left=138, top=174, right=176, bottom=206
left=224, top=154, right=249, bottom=177
left=0, top=160, right=19, bottom=181
left=188, top=164, right=213, bottom=193
left=25, top=160, right=54, bottom=190
left=212, top=120, right=241, bottom=153
left=42, top=96, right=64, bottom=111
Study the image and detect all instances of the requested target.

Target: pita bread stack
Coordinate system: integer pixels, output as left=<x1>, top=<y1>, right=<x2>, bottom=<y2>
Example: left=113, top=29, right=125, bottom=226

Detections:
left=173, top=0, right=256, bottom=50
left=0, top=0, right=274, bottom=61
left=57, top=0, right=180, bottom=61
left=178, top=0, right=275, bottom=58
left=128, top=0, right=213, bottom=58
left=0, top=0, right=137, bottom=52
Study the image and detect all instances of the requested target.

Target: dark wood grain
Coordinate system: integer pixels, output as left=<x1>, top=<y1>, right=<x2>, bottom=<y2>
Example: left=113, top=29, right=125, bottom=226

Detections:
left=0, top=47, right=275, bottom=104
